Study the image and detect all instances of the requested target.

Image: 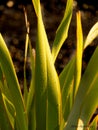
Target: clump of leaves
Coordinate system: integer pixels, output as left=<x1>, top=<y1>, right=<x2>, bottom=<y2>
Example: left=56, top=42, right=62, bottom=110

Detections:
left=0, top=0, right=98, bottom=130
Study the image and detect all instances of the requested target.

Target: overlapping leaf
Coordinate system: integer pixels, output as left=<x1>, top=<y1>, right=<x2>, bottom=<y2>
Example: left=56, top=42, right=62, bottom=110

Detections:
left=32, top=0, right=62, bottom=129
left=64, top=46, right=98, bottom=130
left=34, top=3, right=47, bottom=130
left=73, top=11, right=83, bottom=98
left=0, top=90, right=12, bottom=130
left=52, top=0, right=73, bottom=62
left=0, top=34, right=28, bottom=130
left=84, top=22, right=98, bottom=49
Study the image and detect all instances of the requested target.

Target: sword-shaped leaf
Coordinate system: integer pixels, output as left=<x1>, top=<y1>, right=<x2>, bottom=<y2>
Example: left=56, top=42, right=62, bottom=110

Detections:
left=52, top=0, right=73, bottom=63
left=32, top=0, right=62, bottom=129
left=0, top=90, right=13, bottom=130
left=73, top=11, right=83, bottom=98
left=0, top=34, right=28, bottom=130
left=59, top=56, right=75, bottom=120
left=32, top=1, right=47, bottom=129
left=84, top=22, right=98, bottom=49
left=64, top=46, right=98, bottom=130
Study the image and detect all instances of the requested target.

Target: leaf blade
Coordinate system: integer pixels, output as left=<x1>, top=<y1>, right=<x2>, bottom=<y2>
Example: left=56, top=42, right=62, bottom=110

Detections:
left=33, top=1, right=47, bottom=129
left=84, top=22, right=98, bottom=49
left=52, top=0, right=73, bottom=62
left=0, top=34, right=28, bottom=130
left=64, top=46, right=98, bottom=130
left=0, top=90, right=13, bottom=130
left=73, top=11, right=83, bottom=98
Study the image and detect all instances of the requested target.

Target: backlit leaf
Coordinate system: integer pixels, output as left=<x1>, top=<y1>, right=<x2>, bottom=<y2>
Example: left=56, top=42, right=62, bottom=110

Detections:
left=52, top=0, right=73, bottom=63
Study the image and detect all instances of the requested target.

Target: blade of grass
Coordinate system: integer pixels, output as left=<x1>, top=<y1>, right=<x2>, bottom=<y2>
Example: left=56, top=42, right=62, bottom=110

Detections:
left=24, top=32, right=29, bottom=105
left=24, top=5, right=36, bottom=119
left=38, top=4, right=63, bottom=130
left=26, top=47, right=35, bottom=115
left=73, top=11, right=83, bottom=99
left=76, top=76, right=98, bottom=130
left=62, top=89, right=73, bottom=126
left=0, top=34, right=28, bottom=130
left=46, top=49, right=62, bottom=130
left=64, top=46, right=98, bottom=130
left=0, top=67, right=16, bottom=128
left=2, top=94, right=15, bottom=128
left=84, top=22, right=98, bottom=49
left=79, top=73, right=98, bottom=127
left=32, top=0, right=63, bottom=129
left=0, top=89, right=13, bottom=130
left=59, top=56, right=75, bottom=90
left=59, top=56, right=75, bottom=128
left=52, top=0, right=73, bottom=63
left=34, top=2, right=47, bottom=130
left=28, top=97, right=36, bottom=130
left=32, top=0, right=39, bottom=17
left=23, top=6, right=32, bottom=105
left=59, top=56, right=75, bottom=114
left=25, top=4, right=36, bottom=117
left=0, top=66, right=13, bottom=103
left=27, top=44, right=36, bottom=130
left=42, top=13, right=63, bottom=129
left=35, top=27, right=47, bottom=129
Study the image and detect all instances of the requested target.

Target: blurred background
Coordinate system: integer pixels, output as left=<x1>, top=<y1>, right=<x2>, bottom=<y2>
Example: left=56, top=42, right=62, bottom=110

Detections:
left=0, top=0, right=98, bottom=87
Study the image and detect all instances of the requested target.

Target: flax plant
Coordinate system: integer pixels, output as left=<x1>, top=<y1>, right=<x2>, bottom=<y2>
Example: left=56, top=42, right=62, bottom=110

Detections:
left=0, top=0, right=98, bottom=130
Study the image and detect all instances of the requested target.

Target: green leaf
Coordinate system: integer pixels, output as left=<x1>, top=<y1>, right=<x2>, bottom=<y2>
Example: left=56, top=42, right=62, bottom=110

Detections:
left=0, top=90, right=13, bottom=130
left=62, top=91, right=73, bottom=126
left=73, top=11, right=83, bottom=99
left=59, top=56, right=75, bottom=118
left=32, top=0, right=40, bottom=17
left=0, top=34, right=28, bottom=130
left=0, top=67, right=13, bottom=103
left=79, top=73, right=98, bottom=127
left=46, top=49, right=62, bottom=130
left=27, top=96, right=36, bottom=130
left=42, top=6, right=63, bottom=130
left=26, top=47, right=35, bottom=116
left=84, top=22, right=98, bottom=49
left=32, top=0, right=63, bottom=129
left=64, top=46, right=98, bottom=130
left=23, top=33, right=29, bottom=105
left=52, top=0, right=73, bottom=63
left=59, top=56, right=75, bottom=90
left=2, top=94, right=15, bottom=128
left=27, top=43, right=36, bottom=130
left=34, top=2, right=47, bottom=130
